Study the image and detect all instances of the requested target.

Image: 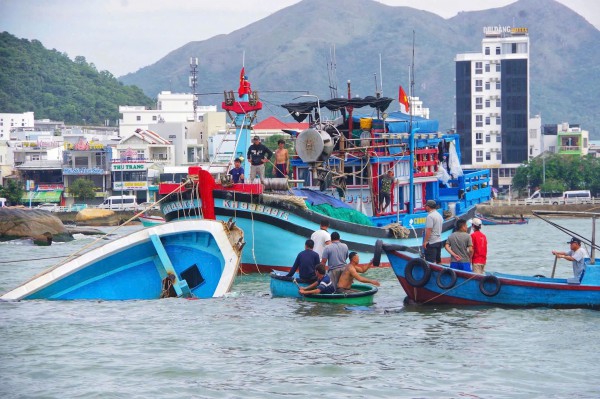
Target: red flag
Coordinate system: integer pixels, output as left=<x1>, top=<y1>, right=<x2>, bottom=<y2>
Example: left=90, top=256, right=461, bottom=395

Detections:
left=399, top=85, right=410, bottom=113
left=238, top=67, right=252, bottom=97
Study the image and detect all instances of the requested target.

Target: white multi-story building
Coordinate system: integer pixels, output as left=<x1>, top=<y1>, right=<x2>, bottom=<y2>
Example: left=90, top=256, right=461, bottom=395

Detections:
left=0, top=112, right=34, bottom=139
left=455, top=26, right=531, bottom=188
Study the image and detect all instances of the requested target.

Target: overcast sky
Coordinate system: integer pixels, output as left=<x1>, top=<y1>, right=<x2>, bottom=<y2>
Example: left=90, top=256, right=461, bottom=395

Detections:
left=1, top=0, right=598, bottom=76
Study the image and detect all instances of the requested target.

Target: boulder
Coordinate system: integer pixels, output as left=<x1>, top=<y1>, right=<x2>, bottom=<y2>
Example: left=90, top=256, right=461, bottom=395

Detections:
left=75, top=208, right=120, bottom=226
left=0, top=208, right=73, bottom=243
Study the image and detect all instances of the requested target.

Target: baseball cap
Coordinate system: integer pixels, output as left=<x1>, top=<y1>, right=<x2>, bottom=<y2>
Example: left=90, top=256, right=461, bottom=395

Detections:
left=567, top=237, right=581, bottom=244
left=253, top=135, right=260, bottom=140
left=425, top=199, right=437, bottom=208
left=472, top=218, right=482, bottom=227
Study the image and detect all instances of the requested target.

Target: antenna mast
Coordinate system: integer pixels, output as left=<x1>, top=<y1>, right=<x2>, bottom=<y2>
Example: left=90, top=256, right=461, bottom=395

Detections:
left=189, top=57, right=199, bottom=121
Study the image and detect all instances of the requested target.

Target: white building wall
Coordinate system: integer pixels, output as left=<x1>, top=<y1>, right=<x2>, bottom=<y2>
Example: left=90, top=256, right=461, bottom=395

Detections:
left=0, top=112, right=35, bottom=139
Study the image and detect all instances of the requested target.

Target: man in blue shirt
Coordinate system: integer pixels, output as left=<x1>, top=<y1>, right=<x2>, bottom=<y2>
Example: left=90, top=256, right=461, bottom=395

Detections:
left=228, top=158, right=245, bottom=183
left=286, top=239, right=320, bottom=283
left=299, top=263, right=335, bottom=295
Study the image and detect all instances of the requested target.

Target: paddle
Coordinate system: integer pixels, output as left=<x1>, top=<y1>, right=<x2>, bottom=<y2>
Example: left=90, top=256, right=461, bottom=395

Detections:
left=551, top=254, right=559, bottom=278
left=293, top=278, right=304, bottom=295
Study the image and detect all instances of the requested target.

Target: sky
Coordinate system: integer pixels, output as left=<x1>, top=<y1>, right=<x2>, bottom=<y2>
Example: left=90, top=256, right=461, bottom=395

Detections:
left=1, top=0, right=598, bottom=77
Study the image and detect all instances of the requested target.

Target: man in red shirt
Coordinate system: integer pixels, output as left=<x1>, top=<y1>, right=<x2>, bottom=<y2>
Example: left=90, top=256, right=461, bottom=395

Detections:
left=470, top=218, right=488, bottom=274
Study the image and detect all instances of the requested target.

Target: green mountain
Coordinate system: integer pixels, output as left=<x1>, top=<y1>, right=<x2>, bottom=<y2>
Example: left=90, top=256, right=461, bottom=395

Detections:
left=0, top=32, right=153, bottom=126
left=120, top=0, right=600, bottom=137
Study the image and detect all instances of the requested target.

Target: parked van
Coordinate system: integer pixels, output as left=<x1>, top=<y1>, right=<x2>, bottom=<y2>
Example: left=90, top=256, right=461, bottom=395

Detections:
left=0, top=197, right=6, bottom=207
left=98, top=195, right=138, bottom=210
left=525, top=190, right=563, bottom=205
left=563, top=190, right=592, bottom=204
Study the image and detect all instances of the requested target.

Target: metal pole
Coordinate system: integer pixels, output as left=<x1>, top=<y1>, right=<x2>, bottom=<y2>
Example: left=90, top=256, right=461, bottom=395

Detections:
left=591, top=216, right=596, bottom=265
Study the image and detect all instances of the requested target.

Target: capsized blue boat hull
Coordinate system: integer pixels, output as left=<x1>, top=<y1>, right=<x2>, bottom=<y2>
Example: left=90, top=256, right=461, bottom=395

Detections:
left=378, top=241, right=600, bottom=308
left=1, top=220, right=243, bottom=301
left=139, top=215, right=166, bottom=227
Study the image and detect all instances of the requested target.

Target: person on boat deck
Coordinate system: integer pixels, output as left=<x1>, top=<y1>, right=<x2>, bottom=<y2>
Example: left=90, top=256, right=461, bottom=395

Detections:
left=470, top=217, right=487, bottom=274
left=228, top=158, right=245, bottom=184
left=273, top=139, right=289, bottom=178
left=247, top=135, right=273, bottom=183
left=552, top=237, right=588, bottom=280
left=286, top=239, right=320, bottom=283
left=423, top=199, right=443, bottom=263
left=311, top=219, right=331, bottom=258
left=299, top=263, right=335, bottom=295
left=445, top=218, right=473, bottom=271
left=336, top=252, right=380, bottom=293
left=321, top=231, right=349, bottom=289
left=378, top=169, right=394, bottom=213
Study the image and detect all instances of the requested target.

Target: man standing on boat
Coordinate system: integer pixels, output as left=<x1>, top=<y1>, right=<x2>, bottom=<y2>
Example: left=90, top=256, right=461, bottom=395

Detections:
left=321, top=231, right=348, bottom=289
left=378, top=169, right=394, bottom=213
left=423, top=199, right=443, bottom=263
left=336, top=252, right=380, bottom=292
left=286, top=239, right=320, bottom=283
left=470, top=218, right=487, bottom=274
left=445, top=219, right=473, bottom=271
left=273, top=139, right=289, bottom=178
left=552, top=237, right=588, bottom=280
left=247, top=135, right=273, bottom=183
left=311, top=219, right=331, bottom=258
left=228, top=158, right=245, bottom=184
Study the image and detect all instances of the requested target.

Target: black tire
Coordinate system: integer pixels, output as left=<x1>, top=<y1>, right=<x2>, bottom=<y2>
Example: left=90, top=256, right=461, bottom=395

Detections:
left=533, top=274, right=546, bottom=278
left=436, top=268, right=457, bottom=290
left=479, top=275, right=501, bottom=297
left=404, top=258, right=431, bottom=287
left=373, top=239, right=383, bottom=267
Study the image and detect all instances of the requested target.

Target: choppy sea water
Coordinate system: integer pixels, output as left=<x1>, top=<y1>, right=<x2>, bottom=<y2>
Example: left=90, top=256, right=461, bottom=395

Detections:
left=1, top=219, right=600, bottom=398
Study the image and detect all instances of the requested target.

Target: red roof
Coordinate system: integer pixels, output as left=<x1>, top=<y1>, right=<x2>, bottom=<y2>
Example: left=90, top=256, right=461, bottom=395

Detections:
left=253, top=116, right=308, bottom=131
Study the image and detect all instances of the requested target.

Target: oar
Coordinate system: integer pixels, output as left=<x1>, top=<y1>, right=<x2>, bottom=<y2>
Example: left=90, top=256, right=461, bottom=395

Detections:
left=551, top=254, right=559, bottom=278
left=293, top=278, right=305, bottom=295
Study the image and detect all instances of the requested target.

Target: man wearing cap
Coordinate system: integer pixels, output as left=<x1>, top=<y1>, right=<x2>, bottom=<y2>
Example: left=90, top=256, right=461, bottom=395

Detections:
left=552, top=237, right=588, bottom=280
left=247, top=135, right=273, bottom=183
left=423, top=199, right=443, bottom=263
left=470, top=217, right=487, bottom=274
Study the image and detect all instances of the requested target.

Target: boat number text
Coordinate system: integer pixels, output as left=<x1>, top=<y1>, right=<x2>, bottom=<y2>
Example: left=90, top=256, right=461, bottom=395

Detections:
left=223, top=200, right=290, bottom=220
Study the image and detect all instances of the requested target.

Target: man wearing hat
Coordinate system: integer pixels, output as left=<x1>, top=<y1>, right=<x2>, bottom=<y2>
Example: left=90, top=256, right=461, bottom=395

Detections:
left=246, top=135, right=273, bottom=183
left=552, top=237, right=588, bottom=280
left=470, top=217, right=487, bottom=274
left=423, top=199, right=443, bottom=263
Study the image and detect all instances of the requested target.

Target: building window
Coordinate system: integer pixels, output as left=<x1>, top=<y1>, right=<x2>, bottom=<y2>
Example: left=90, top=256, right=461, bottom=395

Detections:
left=475, top=132, right=483, bottom=145
left=475, top=80, right=483, bottom=92
left=496, top=116, right=501, bottom=125
left=136, top=116, right=141, bottom=121
left=485, top=47, right=490, bottom=55
left=486, top=152, right=491, bottom=161
left=476, top=150, right=483, bottom=163
left=485, top=82, right=490, bottom=90
left=475, top=62, right=483, bottom=74
left=486, top=134, right=491, bottom=143
left=485, top=100, right=490, bottom=108
left=512, top=43, right=517, bottom=53
left=485, top=64, right=490, bottom=72
left=529, top=129, right=537, bottom=138
left=496, top=64, right=501, bottom=72
left=475, top=97, right=483, bottom=109
left=496, top=134, right=502, bottom=143
left=496, top=99, right=501, bottom=107
left=476, top=115, right=483, bottom=128
left=485, top=117, right=491, bottom=125
left=152, top=116, right=157, bottom=121
left=496, top=81, right=501, bottom=89
left=496, top=152, right=502, bottom=161
left=496, top=46, right=501, bottom=55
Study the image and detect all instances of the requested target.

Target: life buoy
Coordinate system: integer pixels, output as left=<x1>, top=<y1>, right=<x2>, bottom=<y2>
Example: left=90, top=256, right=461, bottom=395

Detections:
left=436, top=268, right=457, bottom=290
left=373, top=239, right=383, bottom=267
left=479, top=275, right=501, bottom=296
left=404, top=258, right=431, bottom=287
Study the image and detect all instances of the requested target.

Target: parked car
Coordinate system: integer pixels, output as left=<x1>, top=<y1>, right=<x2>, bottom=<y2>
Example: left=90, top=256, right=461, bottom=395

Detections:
left=36, top=203, right=58, bottom=212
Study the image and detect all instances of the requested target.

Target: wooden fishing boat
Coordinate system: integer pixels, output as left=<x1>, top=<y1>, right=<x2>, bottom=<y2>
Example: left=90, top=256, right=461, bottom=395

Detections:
left=0, top=219, right=244, bottom=301
left=476, top=213, right=529, bottom=225
left=374, top=211, right=600, bottom=308
left=270, top=272, right=378, bottom=305
left=139, top=214, right=166, bottom=227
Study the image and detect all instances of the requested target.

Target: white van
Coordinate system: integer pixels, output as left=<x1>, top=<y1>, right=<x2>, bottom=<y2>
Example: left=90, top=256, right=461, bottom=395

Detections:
left=0, top=197, right=6, bottom=207
left=563, top=190, right=592, bottom=204
left=98, top=195, right=138, bottom=210
left=525, top=190, right=563, bottom=205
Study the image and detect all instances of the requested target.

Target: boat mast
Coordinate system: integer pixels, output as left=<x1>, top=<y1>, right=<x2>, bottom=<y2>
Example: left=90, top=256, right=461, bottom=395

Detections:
left=408, top=31, right=416, bottom=214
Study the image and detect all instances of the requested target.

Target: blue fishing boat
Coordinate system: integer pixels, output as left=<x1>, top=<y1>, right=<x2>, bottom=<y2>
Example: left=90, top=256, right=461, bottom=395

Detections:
left=139, top=214, right=166, bottom=227
left=0, top=219, right=244, bottom=301
left=270, top=272, right=378, bottom=305
left=374, top=211, right=600, bottom=308
left=158, top=70, right=492, bottom=273
left=476, top=213, right=528, bottom=225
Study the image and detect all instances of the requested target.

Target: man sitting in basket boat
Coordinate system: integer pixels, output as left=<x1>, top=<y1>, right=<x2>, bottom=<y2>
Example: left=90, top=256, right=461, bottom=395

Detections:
left=336, top=252, right=380, bottom=293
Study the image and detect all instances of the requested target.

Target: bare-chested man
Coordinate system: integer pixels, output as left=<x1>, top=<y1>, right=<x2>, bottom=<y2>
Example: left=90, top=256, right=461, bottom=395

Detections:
left=336, top=252, right=380, bottom=292
left=274, top=139, right=289, bottom=178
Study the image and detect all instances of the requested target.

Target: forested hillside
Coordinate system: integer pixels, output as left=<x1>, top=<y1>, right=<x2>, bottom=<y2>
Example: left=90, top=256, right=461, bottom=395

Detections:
left=0, top=32, right=153, bottom=125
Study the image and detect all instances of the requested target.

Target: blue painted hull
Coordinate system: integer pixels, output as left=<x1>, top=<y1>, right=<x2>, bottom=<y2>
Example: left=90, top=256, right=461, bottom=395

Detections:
left=382, top=243, right=600, bottom=308
left=139, top=215, right=166, bottom=227
left=1, top=220, right=241, bottom=301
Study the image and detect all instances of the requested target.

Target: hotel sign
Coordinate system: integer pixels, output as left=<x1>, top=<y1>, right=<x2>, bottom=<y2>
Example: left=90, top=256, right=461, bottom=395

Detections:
left=483, top=26, right=511, bottom=34
left=63, top=168, right=105, bottom=175
left=113, top=181, right=148, bottom=190
left=112, top=163, right=148, bottom=171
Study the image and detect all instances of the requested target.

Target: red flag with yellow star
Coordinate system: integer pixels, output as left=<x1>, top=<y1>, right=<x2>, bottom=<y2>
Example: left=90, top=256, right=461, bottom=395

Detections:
left=399, top=85, right=410, bottom=113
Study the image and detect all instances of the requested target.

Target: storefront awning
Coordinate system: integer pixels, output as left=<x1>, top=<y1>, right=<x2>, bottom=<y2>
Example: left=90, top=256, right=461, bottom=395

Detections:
left=20, top=190, right=63, bottom=203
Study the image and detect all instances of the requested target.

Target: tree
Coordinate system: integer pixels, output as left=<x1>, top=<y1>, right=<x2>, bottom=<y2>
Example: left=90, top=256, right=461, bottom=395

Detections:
left=0, top=180, right=24, bottom=205
left=68, top=178, right=96, bottom=201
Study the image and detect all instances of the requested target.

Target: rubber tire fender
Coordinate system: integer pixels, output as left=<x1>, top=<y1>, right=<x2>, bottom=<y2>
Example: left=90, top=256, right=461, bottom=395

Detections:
left=373, top=239, right=383, bottom=267
left=404, top=258, right=431, bottom=287
left=436, top=268, right=457, bottom=290
left=479, top=275, right=501, bottom=297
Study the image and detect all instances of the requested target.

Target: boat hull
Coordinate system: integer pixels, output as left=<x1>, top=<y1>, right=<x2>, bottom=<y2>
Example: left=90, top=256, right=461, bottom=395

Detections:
left=1, top=220, right=242, bottom=301
left=139, top=215, right=166, bottom=227
left=270, top=273, right=378, bottom=305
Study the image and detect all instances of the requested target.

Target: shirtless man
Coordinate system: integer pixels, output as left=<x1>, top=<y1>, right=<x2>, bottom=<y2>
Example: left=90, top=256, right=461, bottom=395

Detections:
left=273, top=139, right=289, bottom=178
left=336, top=252, right=380, bottom=292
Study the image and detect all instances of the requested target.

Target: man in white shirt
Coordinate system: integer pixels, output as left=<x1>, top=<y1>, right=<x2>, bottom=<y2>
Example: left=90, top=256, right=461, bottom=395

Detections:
left=310, top=219, right=331, bottom=258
